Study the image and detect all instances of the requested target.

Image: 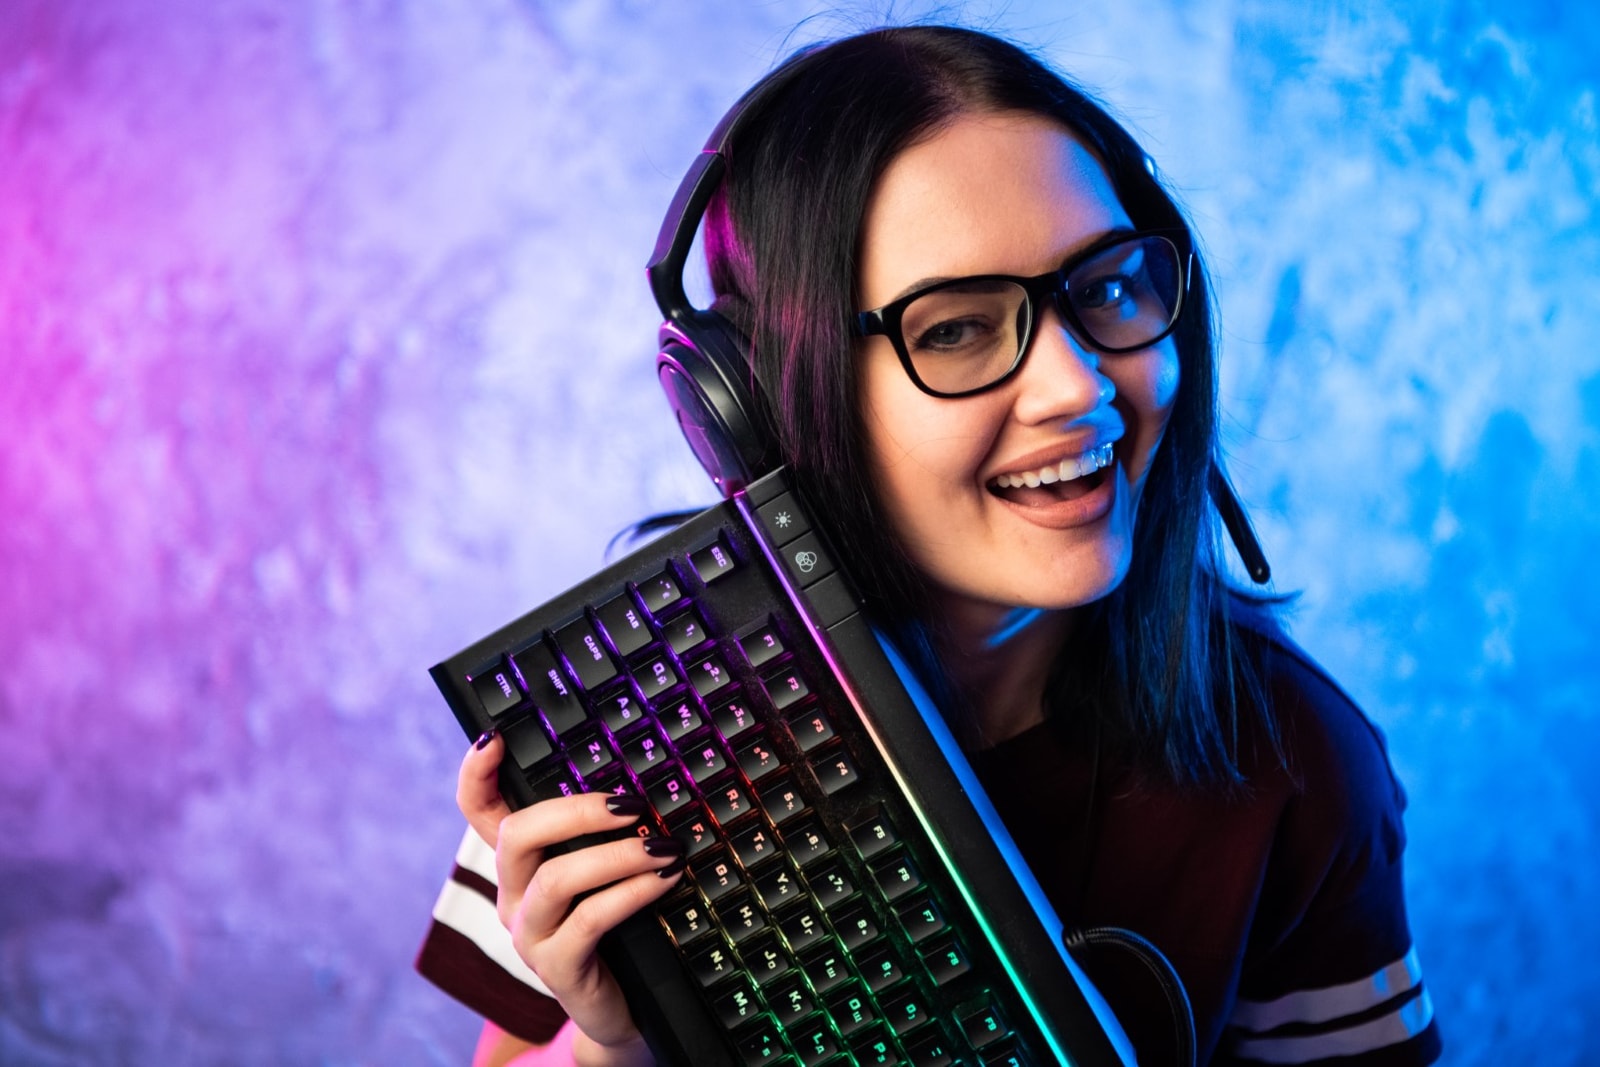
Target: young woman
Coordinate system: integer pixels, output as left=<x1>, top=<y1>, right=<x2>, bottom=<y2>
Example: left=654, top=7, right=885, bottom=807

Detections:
left=421, top=25, right=1441, bottom=1067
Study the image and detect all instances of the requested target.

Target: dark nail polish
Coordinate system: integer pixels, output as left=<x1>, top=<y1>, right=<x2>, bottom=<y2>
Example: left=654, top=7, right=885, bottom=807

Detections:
left=655, top=854, right=689, bottom=879
left=474, top=730, right=496, bottom=750
left=605, top=793, right=648, bottom=816
left=642, top=836, right=685, bottom=859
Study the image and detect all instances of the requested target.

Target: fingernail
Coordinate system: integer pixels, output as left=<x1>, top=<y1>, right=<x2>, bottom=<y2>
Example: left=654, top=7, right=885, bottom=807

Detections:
left=474, top=730, right=497, bottom=750
left=642, top=836, right=685, bottom=859
left=605, top=793, right=648, bottom=816
left=655, top=854, right=689, bottom=879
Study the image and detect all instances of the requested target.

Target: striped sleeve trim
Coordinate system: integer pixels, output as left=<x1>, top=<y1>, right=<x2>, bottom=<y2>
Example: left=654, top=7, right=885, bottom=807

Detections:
left=429, top=830, right=555, bottom=999
left=1231, top=947, right=1423, bottom=1031
left=1227, top=988, right=1434, bottom=1064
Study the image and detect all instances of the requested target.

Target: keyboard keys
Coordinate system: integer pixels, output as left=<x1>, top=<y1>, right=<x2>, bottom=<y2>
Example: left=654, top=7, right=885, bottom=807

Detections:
left=878, top=985, right=931, bottom=1036
left=778, top=816, right=831, bottom=868
left=786, top=705, right=836, bottom=752
left=707, top=779, right=754, bottom=825
left=739, top=625, right=786, bottom=669
left=919, top=934, right=973, bottom=986
left=734, top=1017, right=785, bottom=1064
left=767, top=974, right=816, bottom=1022
left=644, top=769, right=696, bottom=820
left=752, top=862, right=804, bottom=910
left=514, top=641, right=587, bottom=736
left=959, top=1000, right=1010, bottom=1050
left=684, top=736, right=730, bottom=784
left=470, top=660, right=523, bottom=719
left=660, top=696, right=704, bottom=742
left=711, top=698, right=760, bottom=741
left=896, top=895, right=947, bottom=944
left=869, top=853, right=923, bottom=903
left=661, top=893, right=716, bottom=946
left=692, top=850, right=744, bottom=903
left=846, top=809, right=900, bottom=860
left=637, top=570, right=683, bottom=614
left=904, top=1031, right=957, bottom=1067
left=742, top=932, right=794, bottom=985
left=826, top=983, right=877, bottom=1037
left=710, top=976, right=761, bottom=1028
left=595, top=593, right=651, bottom=658
left=690, top=538, right=738, bottom=584
left=687, top=938, right=737, bottom=987
left=755, top=491, right=808, bottom=546
left=775, top=902, right=830, bottom=954
left=729, top=822, right=778, bottom=869
left=597, top=687, right=647, bottom=732
left=830, top=901, right=881, bottom=951
left=763, top=667, right=811, bottom=712
left=790, top=1015, right=840, bottom=1065
left=527, top=764, right=581, bottom=803
left=555, top=616, right=618, bottom=691
left=735, top=734, right=785, bottom=781
left=758, top=775, right=809, bottom=827
left=620, top=724, right=670, bottom=776
left=812, top=747, right=861, bottom=796
left=856, top=943, right=907, bottom=993
left=687, top=652, right=733, bottom=699
left=668, top=808, right=720, bottom=857
left=801, top=948, right=852, bottom=996
left=445, top=515, right=1055, bottom=1067
left=807, top=860, right=856, bottom=910
left=567, top=726, right=618, bottom=779
left=716, top=891, right=768, bottom=943
left=632, top=654, right=681, bottom=701
left=661, top=607, right=711, bottom=655
left=848, top=1025, right=902, bottom=1066
left=503, top=715, right=554, bottom=772
left=777, top=531, right=837, bottom=589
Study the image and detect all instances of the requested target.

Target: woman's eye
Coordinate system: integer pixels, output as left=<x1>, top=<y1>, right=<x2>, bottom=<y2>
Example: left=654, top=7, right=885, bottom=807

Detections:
left=1074, top=275, right=1131, bottom=311
left=910, top=317, right=991, bottom=352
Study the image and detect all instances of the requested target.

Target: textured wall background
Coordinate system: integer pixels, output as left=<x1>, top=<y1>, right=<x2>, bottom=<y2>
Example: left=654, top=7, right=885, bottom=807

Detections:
left=2, top=0, right=1596, bottom=1063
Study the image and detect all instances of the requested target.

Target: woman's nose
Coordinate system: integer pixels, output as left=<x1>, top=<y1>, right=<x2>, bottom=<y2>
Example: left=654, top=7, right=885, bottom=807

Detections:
left=1010, top=304, right=1114, bottom=423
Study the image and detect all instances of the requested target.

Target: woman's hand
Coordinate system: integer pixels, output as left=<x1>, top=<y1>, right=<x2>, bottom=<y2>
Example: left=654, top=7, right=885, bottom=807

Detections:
left=458, top=732, right=686, bottom=1067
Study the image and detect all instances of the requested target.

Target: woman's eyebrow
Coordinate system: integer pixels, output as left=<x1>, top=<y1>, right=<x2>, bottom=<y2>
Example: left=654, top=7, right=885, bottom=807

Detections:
left=873, top=225, right=1140, bottom=307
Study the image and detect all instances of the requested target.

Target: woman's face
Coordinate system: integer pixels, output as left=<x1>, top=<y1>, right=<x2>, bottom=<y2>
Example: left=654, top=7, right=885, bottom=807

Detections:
left=856, top=111, right=1181, bottom=639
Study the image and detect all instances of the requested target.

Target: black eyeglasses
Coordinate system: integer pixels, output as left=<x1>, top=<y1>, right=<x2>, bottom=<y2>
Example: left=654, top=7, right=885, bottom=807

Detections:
left=854, top=230, right=1191, bottom=398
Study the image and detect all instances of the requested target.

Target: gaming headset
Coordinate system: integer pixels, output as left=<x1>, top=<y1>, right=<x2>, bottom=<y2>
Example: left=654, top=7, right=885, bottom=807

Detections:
left=645, top=57, right=1271, bottom=585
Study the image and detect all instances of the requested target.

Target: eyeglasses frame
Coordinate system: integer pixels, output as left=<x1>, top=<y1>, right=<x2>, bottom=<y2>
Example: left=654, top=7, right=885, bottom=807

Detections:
left=854, top=228, right=1193, bottom=399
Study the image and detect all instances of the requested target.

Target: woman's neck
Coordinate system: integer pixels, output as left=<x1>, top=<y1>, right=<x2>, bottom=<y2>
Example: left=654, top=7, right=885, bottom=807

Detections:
left=935, top=601, right=1075, bottom=749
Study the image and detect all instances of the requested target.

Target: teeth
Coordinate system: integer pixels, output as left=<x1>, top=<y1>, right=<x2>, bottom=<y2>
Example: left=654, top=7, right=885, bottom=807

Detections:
left=994, top=443, right=1115, bottom=490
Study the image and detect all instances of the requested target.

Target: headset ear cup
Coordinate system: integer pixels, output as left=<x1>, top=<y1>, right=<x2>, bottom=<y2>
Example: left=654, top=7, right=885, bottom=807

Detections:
left=656, top=310, right=778, bottom=497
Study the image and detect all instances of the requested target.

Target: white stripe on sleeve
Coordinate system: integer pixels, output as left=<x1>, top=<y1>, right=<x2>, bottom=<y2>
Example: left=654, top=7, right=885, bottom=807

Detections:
left=454, top=826, right=500, bottom=884
left=1231, top=948, right=1423, bottom=1031
left=430, top=876, right=556, bottom=999
left=1228, top=989, right=1434, bottom=1065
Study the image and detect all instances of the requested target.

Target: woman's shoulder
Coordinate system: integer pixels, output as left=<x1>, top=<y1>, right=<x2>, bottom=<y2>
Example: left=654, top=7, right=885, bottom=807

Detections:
left=1226, top=595, right=1408, bottom=865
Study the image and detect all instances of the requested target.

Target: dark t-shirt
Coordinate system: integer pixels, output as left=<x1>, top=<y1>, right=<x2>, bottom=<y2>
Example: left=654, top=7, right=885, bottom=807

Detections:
left=969, top=624, right=1440, bottom=1064
left=416, top=623, right=1441, bottom=1065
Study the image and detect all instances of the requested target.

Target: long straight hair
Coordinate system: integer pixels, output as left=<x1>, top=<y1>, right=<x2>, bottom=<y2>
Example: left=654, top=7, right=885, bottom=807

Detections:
left=706, top=26, right=1277, bottom=786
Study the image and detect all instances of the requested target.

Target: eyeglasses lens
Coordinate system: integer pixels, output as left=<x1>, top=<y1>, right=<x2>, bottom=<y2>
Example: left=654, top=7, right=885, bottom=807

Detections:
left=1062, top=236, right=1181, bottom=351
left=898, top=235, right=1181, bottom=395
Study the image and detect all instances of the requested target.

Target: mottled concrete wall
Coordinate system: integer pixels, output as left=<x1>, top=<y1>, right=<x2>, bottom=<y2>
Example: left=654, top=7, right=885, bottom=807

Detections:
left=1, top=1, right=1595, bottom=1063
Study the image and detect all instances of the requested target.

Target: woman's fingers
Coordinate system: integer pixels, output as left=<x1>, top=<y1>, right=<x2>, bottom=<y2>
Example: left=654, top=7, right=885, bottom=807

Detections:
left=456, top=731, right=512, bottom=848
left=493, top=793, right=653, bottom=917
left=507, top=832, right=686, bottom=948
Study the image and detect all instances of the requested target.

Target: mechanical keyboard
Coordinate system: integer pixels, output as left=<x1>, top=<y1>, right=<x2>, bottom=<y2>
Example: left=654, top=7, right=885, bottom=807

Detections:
left=430, top=468, right=1129, bottom=1066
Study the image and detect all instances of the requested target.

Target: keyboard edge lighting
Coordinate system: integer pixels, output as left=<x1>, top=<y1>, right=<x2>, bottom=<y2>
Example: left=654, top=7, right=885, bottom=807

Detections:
left=731, top=491, right=1077, bottom=1067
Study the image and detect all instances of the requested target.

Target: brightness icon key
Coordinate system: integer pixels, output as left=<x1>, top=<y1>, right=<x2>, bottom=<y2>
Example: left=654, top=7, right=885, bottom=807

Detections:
left=756, top=490, right=810, bottom=546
